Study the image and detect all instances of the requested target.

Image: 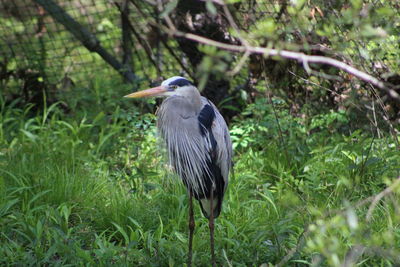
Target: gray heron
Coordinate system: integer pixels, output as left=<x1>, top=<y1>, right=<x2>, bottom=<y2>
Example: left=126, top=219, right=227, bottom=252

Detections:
left=124, top=76, right=232, bottom=266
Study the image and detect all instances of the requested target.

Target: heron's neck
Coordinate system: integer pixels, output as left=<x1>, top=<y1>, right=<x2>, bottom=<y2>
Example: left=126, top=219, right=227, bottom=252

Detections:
left=182, top=87, right=203, bottom=113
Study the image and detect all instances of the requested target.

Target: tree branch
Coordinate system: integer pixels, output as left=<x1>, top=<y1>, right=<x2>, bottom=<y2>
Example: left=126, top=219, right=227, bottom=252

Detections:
left=167, top=30, right=399, bottom=102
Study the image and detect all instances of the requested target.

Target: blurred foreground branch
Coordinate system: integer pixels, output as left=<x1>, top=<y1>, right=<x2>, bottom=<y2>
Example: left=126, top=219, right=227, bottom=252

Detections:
left=366, top=176, right=400, bottom=221
left=277, top=176, right=400, bottom=266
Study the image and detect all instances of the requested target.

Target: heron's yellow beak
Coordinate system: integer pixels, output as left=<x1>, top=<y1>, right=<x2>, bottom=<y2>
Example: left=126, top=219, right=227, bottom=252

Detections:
left=124, top=86, right=168, bottom=98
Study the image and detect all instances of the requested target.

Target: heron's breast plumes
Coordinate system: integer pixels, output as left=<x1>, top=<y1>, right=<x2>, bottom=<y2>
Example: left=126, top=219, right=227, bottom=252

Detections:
left=157, top=97, right=213, bottom=197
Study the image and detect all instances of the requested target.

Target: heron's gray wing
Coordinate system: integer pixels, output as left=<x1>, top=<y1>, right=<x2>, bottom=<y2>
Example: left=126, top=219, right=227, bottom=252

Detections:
left=201, top=97, right=232, bottom=191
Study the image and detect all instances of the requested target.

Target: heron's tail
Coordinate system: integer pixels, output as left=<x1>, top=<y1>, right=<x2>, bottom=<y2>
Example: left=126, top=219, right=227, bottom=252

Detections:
left=199, top=196, right=223, bottom=219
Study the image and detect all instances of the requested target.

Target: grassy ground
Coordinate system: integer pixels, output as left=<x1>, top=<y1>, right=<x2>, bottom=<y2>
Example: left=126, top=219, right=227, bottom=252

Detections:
left=1, top=81, right=400, bottom=266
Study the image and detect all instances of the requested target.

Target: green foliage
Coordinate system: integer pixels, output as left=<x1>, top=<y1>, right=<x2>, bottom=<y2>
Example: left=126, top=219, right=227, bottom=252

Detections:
left=229, top=96, right=400, bottom=265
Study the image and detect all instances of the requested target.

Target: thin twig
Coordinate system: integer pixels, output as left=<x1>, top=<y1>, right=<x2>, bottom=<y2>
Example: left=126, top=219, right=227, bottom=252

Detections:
left=263, top=76, right=289, bottom=166
left=276, top=226, right=310, bottom=267
left=114, top=1, right=161, bottom=74
left=161, top=39, right=195, bottom=80
left=367, top=84, right=400, bottom=149
left=227, top=50, right=250, bottom=76
left=366, top=176, right=400, bottom=221
left=221, top=3, right=251, bottom=76
left=221, top=4, right=249, bottom=47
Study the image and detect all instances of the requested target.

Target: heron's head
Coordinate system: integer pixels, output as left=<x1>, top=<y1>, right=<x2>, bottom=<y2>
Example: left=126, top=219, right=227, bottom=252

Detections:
left=124, top=76, right=196, bottom=99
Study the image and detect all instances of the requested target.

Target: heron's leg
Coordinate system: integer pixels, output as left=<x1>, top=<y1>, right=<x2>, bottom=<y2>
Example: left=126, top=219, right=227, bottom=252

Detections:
left=209, top=189, right=216, bottom=267
left=188, top=190, right=195, bottom=267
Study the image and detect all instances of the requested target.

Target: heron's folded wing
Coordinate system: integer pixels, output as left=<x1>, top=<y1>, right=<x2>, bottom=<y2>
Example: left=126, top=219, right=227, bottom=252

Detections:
left=200, top=97, right=233, bottom=190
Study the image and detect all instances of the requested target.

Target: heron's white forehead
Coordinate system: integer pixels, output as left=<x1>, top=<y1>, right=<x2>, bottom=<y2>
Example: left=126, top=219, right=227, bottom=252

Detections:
left=161, top=76, right=187, bottom=86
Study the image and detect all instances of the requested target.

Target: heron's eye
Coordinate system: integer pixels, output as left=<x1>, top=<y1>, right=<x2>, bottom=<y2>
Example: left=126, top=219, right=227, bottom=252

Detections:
left=169, top=85, right=178, bottom=90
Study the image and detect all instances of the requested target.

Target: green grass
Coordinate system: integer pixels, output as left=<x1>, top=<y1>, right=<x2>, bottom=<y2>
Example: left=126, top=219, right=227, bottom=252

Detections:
left=1, top=87, right=400, bottom=266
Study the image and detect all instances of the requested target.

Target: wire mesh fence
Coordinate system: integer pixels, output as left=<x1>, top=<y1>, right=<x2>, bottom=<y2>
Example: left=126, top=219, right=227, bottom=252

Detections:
left=0, top=0, right=123, bottom=86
